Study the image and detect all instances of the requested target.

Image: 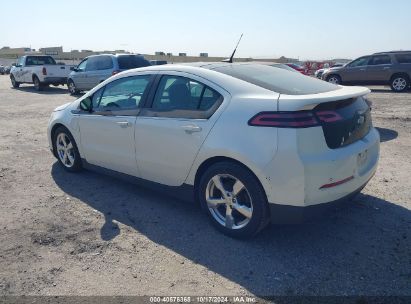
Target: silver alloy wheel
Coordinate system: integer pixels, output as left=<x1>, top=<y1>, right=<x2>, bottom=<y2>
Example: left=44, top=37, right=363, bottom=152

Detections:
left=206, top=174, right=253, bottom=230
left=68, top=81, right=76, bottom=94
left=392, top=77, right=407, bottom=91
left=328, top=76, right=340, bottom=84
left=56, top=133, right=75, bottom=168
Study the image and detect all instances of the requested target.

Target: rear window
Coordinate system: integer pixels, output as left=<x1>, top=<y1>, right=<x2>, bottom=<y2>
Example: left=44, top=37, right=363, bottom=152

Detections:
left=26, top=56, right=56, bottom=65
left=117, top=55, right=151, bottom=70
left=395, top=53, right=411, bottom=64
left=212, top=64, right=340, bottom=95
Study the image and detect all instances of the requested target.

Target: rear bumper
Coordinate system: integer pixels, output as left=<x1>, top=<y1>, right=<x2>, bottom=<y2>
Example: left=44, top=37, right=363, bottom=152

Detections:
left=269, top=178, right=369, bottom=224
left=43, top=77, right=67, bottom=84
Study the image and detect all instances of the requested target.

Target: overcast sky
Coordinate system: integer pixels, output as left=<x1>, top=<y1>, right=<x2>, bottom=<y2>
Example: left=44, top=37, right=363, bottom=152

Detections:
left=1, top=0, right=410, bottom=60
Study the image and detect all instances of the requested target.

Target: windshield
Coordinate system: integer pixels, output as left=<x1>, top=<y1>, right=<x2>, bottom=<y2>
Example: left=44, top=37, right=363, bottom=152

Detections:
left=212, top=64, right=340, bottom=95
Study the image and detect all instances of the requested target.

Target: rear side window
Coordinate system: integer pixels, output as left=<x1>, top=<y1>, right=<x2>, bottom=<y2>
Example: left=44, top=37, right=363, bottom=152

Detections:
left=369, top=55, right=391, bottom=65
left=117, top=56, right=151, bottom=70
left=26, top=56, right=56, bottom=66
left=213, top=64, right=340, bottom=95
left=86, top=56, right=113, bottom=71
left=143, top=75, right=223, bottom=118
left=395, top=53, right=411, bottom=64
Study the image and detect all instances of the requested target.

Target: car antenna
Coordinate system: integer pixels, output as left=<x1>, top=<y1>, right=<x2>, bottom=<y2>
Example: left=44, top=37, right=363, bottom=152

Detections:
left=222, top=34, right=243, bottom=63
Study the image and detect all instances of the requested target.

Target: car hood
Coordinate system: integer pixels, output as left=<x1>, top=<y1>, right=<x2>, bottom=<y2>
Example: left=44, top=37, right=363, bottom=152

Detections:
left=53, top=102, right=72, bottom=112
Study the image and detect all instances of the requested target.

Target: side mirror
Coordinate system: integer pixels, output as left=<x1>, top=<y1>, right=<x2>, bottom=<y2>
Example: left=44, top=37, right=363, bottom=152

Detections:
left=11, top=63, right=16, bottom=67
left=15, top=64, right=22, bottom=68
left=80, top=97, right=92, bottom=112
left=70, top=66, right=75, bottom=71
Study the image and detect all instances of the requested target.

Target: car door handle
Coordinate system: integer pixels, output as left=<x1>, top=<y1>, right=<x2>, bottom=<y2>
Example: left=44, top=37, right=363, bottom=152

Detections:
left=383, top=67, right=390, bottom=70
left=360, top=68, right=366, bottom=71
left=116, top=121, right=131, bottom=128
left=181, top=124, right=202, bottom=134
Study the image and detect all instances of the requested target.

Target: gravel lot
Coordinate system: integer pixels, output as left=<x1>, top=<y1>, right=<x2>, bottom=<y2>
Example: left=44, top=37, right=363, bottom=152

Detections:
left=0, top=75, right=410, bottom=297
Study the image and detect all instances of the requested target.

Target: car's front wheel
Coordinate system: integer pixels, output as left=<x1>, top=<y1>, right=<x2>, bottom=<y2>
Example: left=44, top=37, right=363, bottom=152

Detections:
left=53, top=127, right=82, bottom=172
left=198, top=161, right=270, bottom=238
left=390, top=75, right=409, bottom=92
left=326, top=74, right=342, bottom=85
left=67, top=79, right=79, bottom=95
left=10, top=75, right=20, bottom=88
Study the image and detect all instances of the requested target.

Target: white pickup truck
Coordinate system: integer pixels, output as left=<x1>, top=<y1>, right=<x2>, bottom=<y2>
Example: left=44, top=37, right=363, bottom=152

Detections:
left=10, top=55, right=74, bottom=91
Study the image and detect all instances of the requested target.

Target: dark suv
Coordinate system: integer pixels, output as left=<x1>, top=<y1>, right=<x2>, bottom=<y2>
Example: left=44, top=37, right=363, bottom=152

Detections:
left=67, top=54, right=151, bottom=94
left=322, top=51, right=411, bottom=92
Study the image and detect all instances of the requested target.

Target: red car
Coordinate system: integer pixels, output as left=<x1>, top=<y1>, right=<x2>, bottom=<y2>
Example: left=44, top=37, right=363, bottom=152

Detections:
left=285, top=63, right=307, bottom=75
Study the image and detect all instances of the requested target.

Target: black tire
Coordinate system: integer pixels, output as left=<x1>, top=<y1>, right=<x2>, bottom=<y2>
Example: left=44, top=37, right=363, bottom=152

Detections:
left=10, top=75, right=20, bottom=88
left=33, top=76, right=43, bottom=91
left=390, top=74, right=409, bottom=92
left=67, top=79, right=79, bottom=95
left=198, top=161, right=270, bottom=238
left=52, top=126, right=82, bottom=172
left=326, top=74, right=342, bottom=85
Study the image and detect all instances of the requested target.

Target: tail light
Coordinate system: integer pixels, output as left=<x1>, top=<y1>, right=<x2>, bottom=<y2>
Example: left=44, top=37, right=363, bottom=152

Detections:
left=112, top=70, right=120, bottom=76
left=248, top=110, right=344, bottom=128
left=42, top=67, right=47, bottom=75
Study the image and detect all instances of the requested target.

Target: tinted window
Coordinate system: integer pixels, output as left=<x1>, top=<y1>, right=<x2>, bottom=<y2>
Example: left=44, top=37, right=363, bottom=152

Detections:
left=96, top=56, right=113, bottom=70
left=26, top=56, right=56, bottom=66
left=152, top=76, right=222, bottom=112
left=95, top=75, right=151, bottom=111
left=348, top=57, right=370, bottom=67
left=369, top=55, right=391, bottom=65
left=212, top=64, right=339, bottom=95
left=117, top=55, right=151, bottom=70
left=86, top=57, right=99, bottom=71
left=395, top=53, right=411, bottom=64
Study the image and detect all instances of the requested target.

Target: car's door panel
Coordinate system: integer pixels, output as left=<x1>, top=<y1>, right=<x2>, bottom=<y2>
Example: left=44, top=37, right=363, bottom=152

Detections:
left=366, top=55, right=393, bottom=83
left=78, top=74, right=154, bottom=177
left=340, top=56, right=370, bottom=83
left=134, top=72, right=229, bottom=186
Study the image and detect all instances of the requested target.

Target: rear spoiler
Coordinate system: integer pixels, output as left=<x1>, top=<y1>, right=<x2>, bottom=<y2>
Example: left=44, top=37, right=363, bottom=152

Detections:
left=278, top=86, right=371, bottom=111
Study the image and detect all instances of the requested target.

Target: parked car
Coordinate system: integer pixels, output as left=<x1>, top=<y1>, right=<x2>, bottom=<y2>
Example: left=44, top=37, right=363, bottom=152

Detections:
left=285, top=63, right=307, bottom=74
left=4, top=66, right=11, bottom=74
left=315, top=63, right=344, bottom=79
left=0, top=65, right=5, bottom=75
left=322, top=51, right=411, bottom=92
left=150, top=60, right=168, bottom=65
left=67, top=54, right=151, bottom=94
left=48, top=63, right=379, bottom=238
left=10, top=55, right=73, bottom=91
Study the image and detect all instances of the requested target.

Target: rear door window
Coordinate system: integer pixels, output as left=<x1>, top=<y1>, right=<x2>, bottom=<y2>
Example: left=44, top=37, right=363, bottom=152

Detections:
left=96, top=56, right=114, bottom=70
left=117, top=56, right=151, bottom=70
left=369, top=55, right=391, bottom=65
left=395, top=53, right=411, bottom=64
left=145, top=75, right=223, bottom=118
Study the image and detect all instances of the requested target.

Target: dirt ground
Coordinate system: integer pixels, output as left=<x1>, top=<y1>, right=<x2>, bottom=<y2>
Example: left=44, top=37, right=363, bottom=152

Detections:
left=0, top=75, right=410, bottom=297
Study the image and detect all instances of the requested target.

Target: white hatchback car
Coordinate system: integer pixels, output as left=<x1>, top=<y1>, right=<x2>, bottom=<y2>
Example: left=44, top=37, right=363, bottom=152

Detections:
left=48, top=63, right=380, bottom=238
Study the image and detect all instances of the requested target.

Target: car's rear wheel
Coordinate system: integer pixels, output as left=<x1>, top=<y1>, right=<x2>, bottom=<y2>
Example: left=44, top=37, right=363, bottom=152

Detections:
left=390, top=75, right=409, bottom=92
left=326, top=74, right=342, bottom=85
left=10, top=75, right=20, bottom=88
left=67, top=79, right=79, bottom=95
left=33, top=76, right=43, bottom=91
left=198, top=161, right=269, bottom=238
left=53, top=127, right=82, bottom=172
